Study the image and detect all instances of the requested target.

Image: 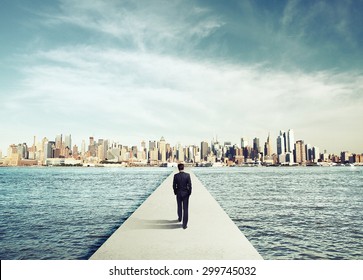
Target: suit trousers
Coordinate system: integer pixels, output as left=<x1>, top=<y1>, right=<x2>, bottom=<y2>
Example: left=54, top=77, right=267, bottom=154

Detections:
left=176, top=193, right=189, bottom=228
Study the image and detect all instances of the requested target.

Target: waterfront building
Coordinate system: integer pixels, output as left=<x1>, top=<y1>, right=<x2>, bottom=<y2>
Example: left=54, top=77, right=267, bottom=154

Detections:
left=44, top=141, right=55, bottom=159
left=264, top=133, right=272, bottom=157
left=253, top=138, right=260, bottom=154
left=312, top=146, right=319, bottom=163
left=279, top=153, right=286, bottom=164
left=149, top=140, right=156, bottom=151
left=55, top=135, right=62, bottom=149
left=72, top=145, right=79, bottom=159
left=341, top=151, right=352, bottom=163
left=305, top=144, right=313, bottom=162
left=276, top=133, right=285, bottom=156
left=295, top=140, right=306, bottom=164
left=65, top=134, right=72, bottom=149
left=149, top=147, right=158, bottom=163
left=89, top=137, right=97, bottom=157
left=158, top=137, right=166, bottom=162
left=207, top=152, right=216, bottom=163
left=177, top=144, right=184, bottom=162
left=201, top=141, right=209, bottom=161
left=98, top=142, right=105, bottom=162
left=285, top=152, right=294, bottom=164
left=287, top=129, right=295, bottom=153
left=241, top=137, right=248, bottom=149
left=3, top=145, right=19, bottom=166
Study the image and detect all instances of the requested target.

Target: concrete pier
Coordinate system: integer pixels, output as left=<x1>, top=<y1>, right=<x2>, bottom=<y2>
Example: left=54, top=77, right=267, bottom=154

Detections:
left=90, top=170, right=263, bottom=260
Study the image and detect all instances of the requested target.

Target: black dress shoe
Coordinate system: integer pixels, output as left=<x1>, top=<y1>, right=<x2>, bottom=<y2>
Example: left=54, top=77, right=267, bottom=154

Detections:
left=178, top=218, right=182, bottom=222
left=183, top=226, right=187, bottom=229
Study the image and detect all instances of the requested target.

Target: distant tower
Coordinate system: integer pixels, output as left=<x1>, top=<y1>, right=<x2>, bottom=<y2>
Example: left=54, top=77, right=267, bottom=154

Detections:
left=295, top=140, right=306, bottom=164
left=81, top=140, right=86, bottom=156
left=65, top=134, right=72, bottom=149
left=55, top=134, right=62, bottom=149
left=241, top=137, right=248, bottom=149
left=201, top=141, right=209, bottom=161
left=264, top=133, right=272, bottom=157
left=277, top=130, right=285, bottom=156
left=158, top=137, right=166, bottom=162
left=287, top=129, right=295, bottom=153
left=253, top=137, right=260, bottom=153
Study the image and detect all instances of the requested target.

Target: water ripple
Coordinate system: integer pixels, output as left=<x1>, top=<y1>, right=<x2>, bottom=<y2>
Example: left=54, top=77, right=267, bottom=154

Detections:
left=0, top=167, right=171, bottom=260
left=193, top=166, right=363, bottom=260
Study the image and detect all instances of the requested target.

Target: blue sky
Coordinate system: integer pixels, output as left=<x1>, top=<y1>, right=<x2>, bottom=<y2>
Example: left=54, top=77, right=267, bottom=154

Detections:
left=1, top=0, right=362, bottom=154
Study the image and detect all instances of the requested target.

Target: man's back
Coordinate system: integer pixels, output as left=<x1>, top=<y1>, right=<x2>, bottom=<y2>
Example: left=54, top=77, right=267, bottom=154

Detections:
left=173, top=171, right=192, bottom=197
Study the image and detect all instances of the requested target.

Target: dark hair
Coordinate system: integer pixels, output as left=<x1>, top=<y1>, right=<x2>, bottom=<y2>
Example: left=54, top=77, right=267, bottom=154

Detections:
left=178, top=163, right=184, bottom=171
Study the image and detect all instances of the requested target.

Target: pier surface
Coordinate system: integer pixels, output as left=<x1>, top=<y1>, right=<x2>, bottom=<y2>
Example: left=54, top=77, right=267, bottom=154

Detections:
left=90, top=170, right=263, bottom=260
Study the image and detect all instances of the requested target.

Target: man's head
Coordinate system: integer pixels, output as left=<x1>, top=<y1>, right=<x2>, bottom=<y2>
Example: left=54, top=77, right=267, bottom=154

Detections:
left=178, top=163, right=184, bottom=171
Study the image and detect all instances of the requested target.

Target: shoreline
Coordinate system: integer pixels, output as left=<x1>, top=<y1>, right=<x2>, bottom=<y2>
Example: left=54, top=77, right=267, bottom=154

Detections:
left=1, top=163, right=362, bottom=168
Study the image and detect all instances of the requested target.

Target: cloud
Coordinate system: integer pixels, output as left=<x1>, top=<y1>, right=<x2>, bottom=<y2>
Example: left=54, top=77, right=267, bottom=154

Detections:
left=1, top=0, right=362, bottom=154
left=2, top=44, right=361, bottom=153
left=40, top=0, right=224, bottom=54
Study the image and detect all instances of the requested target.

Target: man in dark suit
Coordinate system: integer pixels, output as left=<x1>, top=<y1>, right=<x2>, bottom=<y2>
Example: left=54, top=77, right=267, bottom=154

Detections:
left=173, top=163, right=192, bottom=229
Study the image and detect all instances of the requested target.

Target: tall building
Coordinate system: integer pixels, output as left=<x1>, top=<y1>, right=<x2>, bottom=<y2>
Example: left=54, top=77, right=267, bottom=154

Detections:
left=158, top=137, right=166, bottom=162
left=177, top=144, right=184, bottom=162
left=81, top=140, right=86, bottom=156
left=44, top=141, right=55, bottom=159
left=55, top=134, right=62, bottom=149
left=264, top=133, right=272, bottom=157
left=287, top=129, right=295, bottom=153
left=201, top=141, right=209, bottom=161
left=295, top=140, right=306, bottom=164
left=277, top=131, right=285, bottom=156
left=89, top=137, right=97, bottom=157
left=149, top=140, right=156, bottom=151
left=253, top=138, right=260, bottom=153
left=65, top=134, right=72, bottom=149
left=312, top=146, right=319, bottom=163
left=241, top=137, right=248, bottom=149
left=72, top=145, right=79, bottom=159
left=305, top=144, right=313, bottom=162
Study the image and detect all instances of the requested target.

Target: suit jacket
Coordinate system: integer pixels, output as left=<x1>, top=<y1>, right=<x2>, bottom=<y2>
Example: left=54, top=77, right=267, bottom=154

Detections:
left=173, top=171, right=192, bottom=197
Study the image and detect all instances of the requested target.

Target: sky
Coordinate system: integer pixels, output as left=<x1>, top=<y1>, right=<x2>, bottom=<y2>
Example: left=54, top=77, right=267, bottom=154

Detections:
left=1, top=0, right=362, bottom=155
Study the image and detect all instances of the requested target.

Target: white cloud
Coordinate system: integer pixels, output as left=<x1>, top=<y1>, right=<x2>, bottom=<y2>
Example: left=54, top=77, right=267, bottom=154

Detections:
left=1, top=0, right=362, bottom=154
left=1, top=45, right=362, bottom=153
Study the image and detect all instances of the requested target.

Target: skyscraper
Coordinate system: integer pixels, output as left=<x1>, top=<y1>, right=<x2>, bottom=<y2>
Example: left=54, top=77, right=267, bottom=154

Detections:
left=295, top=140, right=306, bottom=164
left=277, top=131, right=285, bottom=156
left=55, top=134, right=62, bottom=149
left=264, top=133, right=272, bottom=157
left=253, top=138, right=260, bottom=153
left=158, top=136, right=166, bottom=162
left=287, top=129, right=295, bottom=153
left=201, top=141, right=208, bottom=161
left=65, top=134, right=72, bottom=149
left=241, top=137, right=248, bottom=149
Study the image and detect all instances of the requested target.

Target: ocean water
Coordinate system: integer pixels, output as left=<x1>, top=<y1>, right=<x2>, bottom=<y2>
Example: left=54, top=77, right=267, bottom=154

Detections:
left=192, top=166, right=363, bottom=260
left=1, top=166, right=362, bottom=260
left=0, top=167, right=171, bottom=260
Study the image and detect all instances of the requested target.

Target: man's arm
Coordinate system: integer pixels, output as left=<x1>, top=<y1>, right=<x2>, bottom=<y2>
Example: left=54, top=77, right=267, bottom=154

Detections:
left=187, top=173, right=192, bottom=195
left=173, top=174, right=177, bottom=195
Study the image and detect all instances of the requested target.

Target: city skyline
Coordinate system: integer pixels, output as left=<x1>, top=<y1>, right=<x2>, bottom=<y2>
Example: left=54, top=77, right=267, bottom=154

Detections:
left=1, top=128, right=362, bottom=159
left=0, top=128, right=362, bottom=157
left=1, top=1, right=363, bottom=155
left=2, top=128, right=362, bottom=167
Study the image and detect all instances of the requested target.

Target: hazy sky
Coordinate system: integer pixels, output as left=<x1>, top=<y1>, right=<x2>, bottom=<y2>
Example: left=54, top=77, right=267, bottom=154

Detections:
left=1, top=0, right=362, bottom=154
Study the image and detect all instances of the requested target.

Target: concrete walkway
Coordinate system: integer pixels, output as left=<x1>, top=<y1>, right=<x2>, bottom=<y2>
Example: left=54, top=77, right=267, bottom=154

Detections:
left=90, top=170, right=263, bottom=260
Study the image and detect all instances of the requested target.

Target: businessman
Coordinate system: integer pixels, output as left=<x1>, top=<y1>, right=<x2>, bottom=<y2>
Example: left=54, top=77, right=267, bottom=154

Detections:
left=173, top=163, right=192, bottom=229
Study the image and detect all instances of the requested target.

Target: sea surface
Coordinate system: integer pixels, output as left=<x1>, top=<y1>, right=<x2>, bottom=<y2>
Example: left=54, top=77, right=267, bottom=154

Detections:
left=193, top=166, right=363, bottom=260
left=1, top=166, right=362, bottom=260
left=0, top=167, right=171, bottom=259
